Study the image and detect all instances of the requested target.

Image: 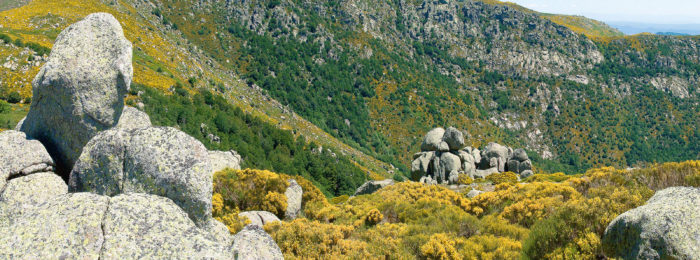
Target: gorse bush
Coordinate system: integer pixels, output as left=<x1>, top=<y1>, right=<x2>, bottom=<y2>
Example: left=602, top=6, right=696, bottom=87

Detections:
left=213, top=161, right=700, bottom=258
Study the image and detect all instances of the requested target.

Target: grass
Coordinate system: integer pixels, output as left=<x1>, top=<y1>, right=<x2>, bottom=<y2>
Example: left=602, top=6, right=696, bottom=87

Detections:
left=0, top=103, right=28, bottom=130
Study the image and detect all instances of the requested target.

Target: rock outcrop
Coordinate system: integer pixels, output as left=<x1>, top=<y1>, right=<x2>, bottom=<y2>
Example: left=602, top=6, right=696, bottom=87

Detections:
left=0, top=130, right=54, bottom=191
left=209, top=150, right=243, bottom=172
left=19, top=13, right=133, bottom=175
left=70, top=126, right=213, bottom=227
left=239, top=211, right=281, bottom=227
left=602, top=187, right=700, bottom=260
left=411, top=127, right=534, bottom=184
left=231, top=225, right=284, bottom=260
left=284, top=179, right=302, bottom=219
left=115, top=106, right=151, bottom=130
left=0, top=172, right=67, bottom=220
left=354, top=179, right=395, bottom=196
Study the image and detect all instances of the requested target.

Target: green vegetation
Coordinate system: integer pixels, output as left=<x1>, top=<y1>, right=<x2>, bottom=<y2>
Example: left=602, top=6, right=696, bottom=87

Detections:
left=0, top=102, right=28, bottom=130
left=542, top=14, right=625, bottom=38
left=212, top=160, right=700, bottom=259
left=131, top=83, right=368, bottom=197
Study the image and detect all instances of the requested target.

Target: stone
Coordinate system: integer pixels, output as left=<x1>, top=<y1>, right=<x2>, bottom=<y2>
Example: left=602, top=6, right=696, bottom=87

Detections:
left=0, top=193, right=108, bottom=259
left=429, top=155, right=441, bottom=181
left=354, top=179, right=395, bottom=196
left=520, top=170, right=534, bottom=179
left=70, top=126, right=213, bottom=227
left=506, top=160, right=520, bottom=173
left=411, top=152, right=434, bottom=181
left=602, top=187, right=700, bottom=260
left=439, top=152, right=461, bottom=184
left=20, top=13, right=133, bottom=174
left=0, top=130, right=54, bottom=191
left=420, top=127, right=445, bottom=151
left=512, top=148, right=528, bottom=161
left=473, top=167, right=499, bottom=179
left=285, top=179, right=303, bottom=219
left=0, top=172, right=67, bottom=221
left=519, top=160, right=532, bottom=173
left=116, top=106, right=151, bottom=130
left=209, top=150, right=243, bottom=173
left=497, top=157, right=506, bottom=172
left=231, top=225, right=284, bottom=260
left=471, top=148, right=481, bottom=165
left=101, top=193, right=231, bottom=259
left=420, top=175, right=437, bottom=185
left=459, top=150, right=476, bottom=176
left=466, top=189, right=484, bottom=198
left=442, top=127, right=465, bottom=151
left=13, top=116, right=24, bottom=131
left=437, top=141, right=450, bottom=152
left=239, top=211, right=281, bottom=227
left=484, top=142, right=509, bottom=159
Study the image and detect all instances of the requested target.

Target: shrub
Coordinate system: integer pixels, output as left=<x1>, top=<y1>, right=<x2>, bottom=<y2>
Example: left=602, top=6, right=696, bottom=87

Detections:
left=364, top=208, right=383, bottom=225
left=420, top=233, right=462, bottom=260
left=0, top=100, right=9, bottom=114
left=7, top=91, right=21, bottom=104
left=264, top=219, right=367, bottom=259
left=213, top=169, right=289, bottom=218
left=486, top=172, right=518, bottom=184
left=458, top=174, right=473, bottom=185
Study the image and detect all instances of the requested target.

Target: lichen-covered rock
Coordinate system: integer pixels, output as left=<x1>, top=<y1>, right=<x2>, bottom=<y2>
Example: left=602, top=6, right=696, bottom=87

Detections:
left=0, top=172, right=67, bottom=220
left=520, top=170, right=534, bottom=179
left=354, top=179, right=395, bottom=196
left=602, top=187, right=700, bottom=260
left=101, top=193, right=231, bottom=259
left=420, top=127, right=445, bottom=151
left=506, top=159, right=520, bottom=173
left=442, top=127, right=464, bottom=151
left=437, top=141, right=450, bottom=152
left=0, top=130, right=54, bottom=191
left=483, top=142, right=509, bottom=159
left=70, top=126, right=213, bottom=226
left=20, top=13, right=132, bottom=174
left=239, top=211, right=281, bottom=227
left=284, top=179, right=303, bottom=219
left=519, top=160, right=532, bottom=173
left=115, top=106, right=151, bottom=130
left=231, top=225, right=284, bottom=260
left=209, top=150, right=242, bottom=173
left=473, top=167, right=499, bottom=179
left=0, top=193, right=108, bottom=259
left=466, top=189, right=484, bottom=198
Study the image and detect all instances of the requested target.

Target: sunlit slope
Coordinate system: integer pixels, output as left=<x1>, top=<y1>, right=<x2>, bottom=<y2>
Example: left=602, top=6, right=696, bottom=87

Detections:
left=0, top=0, right=392, bottom=177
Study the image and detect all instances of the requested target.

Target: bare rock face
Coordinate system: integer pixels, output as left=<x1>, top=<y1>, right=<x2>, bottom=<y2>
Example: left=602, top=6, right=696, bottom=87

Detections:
left=209, top=150, right=243, bottom=173
left=20, top=13, right=133, bottom=175
left=421, top=127, right=445, bottom=151
left=239, top=211, right=281, bottom=227
left=0, top=130, right=54, bottom=191
left=354, top=179, right=395, bottom=196
left=101, top=193, right=231, bottom=259
left=231, top=225, right=284, bottom=260
left=115, top=106, right=151, bottom=130
left=284, top=179, right=303, bottom=219
left=603, top=187, right=700, bottom=260
left=442, top=127, right=465, bottom=151
left=70, top=127, right=213, bottom=227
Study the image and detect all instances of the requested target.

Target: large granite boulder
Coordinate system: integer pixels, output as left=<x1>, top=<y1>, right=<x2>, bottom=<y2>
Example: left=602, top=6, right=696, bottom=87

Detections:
left=420, top=127, right=445, bottom=151
left=602, top=187, right=700, bottom=260
left=209, top=150, right=243, bottom=173
left=442, top=127, right=464, bottom=151
left=231, top=225, right=284, bottom=260
left=411, top=152, right=434, bottom=181
left=0, top=130, right=54, bottom=191
left=20, top=13, right=133, bottom=174
left=115, top=106, right=151, bottom=130
left=354, top=179, right=395, bottom=196
left=101, top=193, right=231, bottom=259
left=512, top=148, right=528, bottom=161
left=438, top=152, right=461, bottom=184
left=239, top=211, right=281, bottom=227
left=70, top=126, right=213, bottom=227
left=284, top=179, right=303, bottom=219
left=0, top=172, right=67, bottom=220
left=0, top=193, right=109, bottom=259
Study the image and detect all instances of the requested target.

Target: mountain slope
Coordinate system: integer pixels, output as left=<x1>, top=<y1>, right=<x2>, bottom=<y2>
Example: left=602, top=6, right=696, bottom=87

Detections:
left=150, top=0, right=697, bottom=173
left=542, top=14, right=625, bottom=38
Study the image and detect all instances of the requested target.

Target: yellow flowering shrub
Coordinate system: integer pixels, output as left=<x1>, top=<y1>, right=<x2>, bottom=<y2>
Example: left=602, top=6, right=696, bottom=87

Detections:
left=364, top=208, right=383, bottom=225
left=420, top=233, right=462, bottom=260
left=486, top=171, right=518, bottom=184
left=213, top=169, right=289, bottom=217
left=458, top=174, right=474, bottom=185
left=460, top=235, right=522, bottom=260
left=264, top=219, right=370, bottom=259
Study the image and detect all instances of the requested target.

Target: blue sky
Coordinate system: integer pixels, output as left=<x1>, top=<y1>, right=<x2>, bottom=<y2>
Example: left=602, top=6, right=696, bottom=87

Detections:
left=505, top=0, right=700, bottom=24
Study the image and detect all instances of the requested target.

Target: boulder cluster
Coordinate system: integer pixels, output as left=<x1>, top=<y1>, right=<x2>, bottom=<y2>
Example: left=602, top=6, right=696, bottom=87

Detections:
left=411, top=127, right=533, bottom=184
left=0, top=13, right=288, bottom=259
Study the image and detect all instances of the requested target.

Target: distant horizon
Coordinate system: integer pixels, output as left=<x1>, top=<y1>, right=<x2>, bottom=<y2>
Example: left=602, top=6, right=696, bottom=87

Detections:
left=505, top=0, right=700, bottom=35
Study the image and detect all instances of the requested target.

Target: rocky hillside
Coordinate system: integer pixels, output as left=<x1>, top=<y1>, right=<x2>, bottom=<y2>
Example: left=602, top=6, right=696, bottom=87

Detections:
left=144, top=0, right=698, bottom=173
left=1, top=0, right=698, bottom=177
